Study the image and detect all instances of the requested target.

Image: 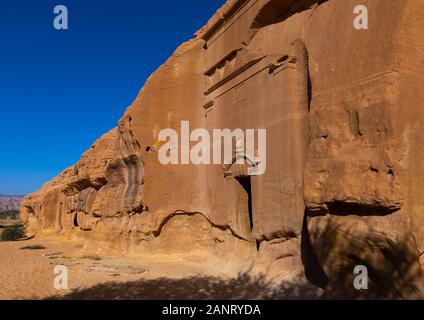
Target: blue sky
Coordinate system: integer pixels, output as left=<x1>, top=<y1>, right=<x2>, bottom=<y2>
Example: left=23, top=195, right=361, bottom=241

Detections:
left=0, top=0, right=225, bottom=195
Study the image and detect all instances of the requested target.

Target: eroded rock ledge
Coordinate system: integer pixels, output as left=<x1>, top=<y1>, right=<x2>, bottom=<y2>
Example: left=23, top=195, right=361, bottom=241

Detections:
left=20, top=0, right=424, bottom=297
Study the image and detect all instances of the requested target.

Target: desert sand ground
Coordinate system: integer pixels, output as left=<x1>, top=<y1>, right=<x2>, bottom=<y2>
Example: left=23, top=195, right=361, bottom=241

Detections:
left=0, top=235, right=303, bottom=300
left=0, top=218, right=19, bottom=228
left=0, top=219, right=317, bottom=300
left=0, top=236, right=152, bottom=300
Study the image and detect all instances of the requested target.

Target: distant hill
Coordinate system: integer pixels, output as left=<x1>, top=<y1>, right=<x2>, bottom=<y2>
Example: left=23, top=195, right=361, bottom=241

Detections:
left=0, top=195, right=24, bottom=212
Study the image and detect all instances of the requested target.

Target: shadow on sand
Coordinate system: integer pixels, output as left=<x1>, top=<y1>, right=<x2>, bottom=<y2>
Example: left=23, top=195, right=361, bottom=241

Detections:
left=47, top=215, right=423, bottom=300
left=47, top=274, right=321, bottom=300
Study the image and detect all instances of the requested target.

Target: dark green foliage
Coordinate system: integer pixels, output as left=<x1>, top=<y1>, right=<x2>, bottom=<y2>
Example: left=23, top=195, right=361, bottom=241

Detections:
left=1, top=224, right=25, bottom=241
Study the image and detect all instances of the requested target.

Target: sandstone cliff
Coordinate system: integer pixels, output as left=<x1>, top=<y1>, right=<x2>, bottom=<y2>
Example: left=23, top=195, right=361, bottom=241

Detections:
left=20, top=0, right=424, bottom=298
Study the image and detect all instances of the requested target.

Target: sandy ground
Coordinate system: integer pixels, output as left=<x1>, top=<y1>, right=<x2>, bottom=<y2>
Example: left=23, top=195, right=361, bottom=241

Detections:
left=0, top=219, right=18, bottom=226
left=0, top=236, right=273, bottom=300
left=0, top=237, right=154, bottom=299
left=0, top=218, right=20, bottom=230
left=0, top=226, right=317, bottom=300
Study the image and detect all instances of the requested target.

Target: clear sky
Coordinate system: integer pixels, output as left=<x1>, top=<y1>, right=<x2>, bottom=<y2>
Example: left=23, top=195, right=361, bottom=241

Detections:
left=0, top=0, right=225, bottom=196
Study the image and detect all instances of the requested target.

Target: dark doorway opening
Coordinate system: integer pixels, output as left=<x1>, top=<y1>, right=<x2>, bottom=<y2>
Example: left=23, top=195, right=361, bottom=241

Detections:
left=236, top=176, right=253, bottom=231
left=73, top=213, right=79, bottom=228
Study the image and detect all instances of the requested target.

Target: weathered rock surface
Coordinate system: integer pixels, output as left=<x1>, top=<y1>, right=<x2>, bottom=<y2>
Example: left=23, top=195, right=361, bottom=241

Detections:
left=20, top=0, right=424, bottom=297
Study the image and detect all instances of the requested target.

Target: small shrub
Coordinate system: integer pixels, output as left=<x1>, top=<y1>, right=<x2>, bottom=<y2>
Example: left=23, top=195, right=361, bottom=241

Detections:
left=81, top=255, right=102, bottom=261
left=1, top=224, right=25, bottom=241
left=20, top=245, right=46, bottom=250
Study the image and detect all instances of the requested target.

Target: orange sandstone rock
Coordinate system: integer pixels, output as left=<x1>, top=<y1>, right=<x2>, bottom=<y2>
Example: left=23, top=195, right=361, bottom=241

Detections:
left=20, top=0, right=424, bottom=297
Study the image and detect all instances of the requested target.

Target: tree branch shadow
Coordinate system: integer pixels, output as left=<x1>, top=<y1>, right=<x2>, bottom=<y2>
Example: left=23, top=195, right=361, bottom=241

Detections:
left=302, top=215, right=424, bottom=299
left=46, top=274, right=322, bottom=300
